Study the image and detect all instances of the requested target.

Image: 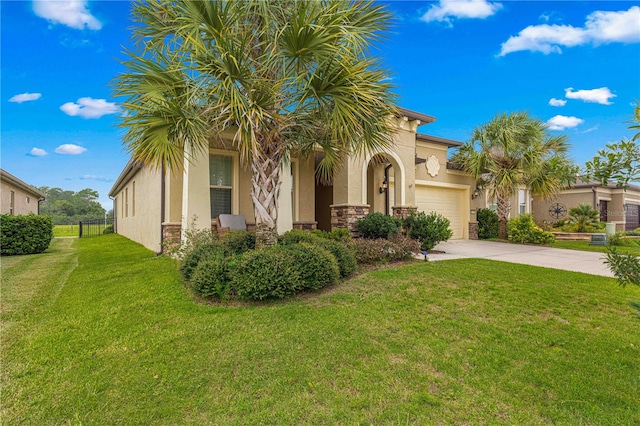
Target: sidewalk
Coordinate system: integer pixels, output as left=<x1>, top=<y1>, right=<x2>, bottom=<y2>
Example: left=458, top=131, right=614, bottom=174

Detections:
left=427, top=239, right=614, bottom=278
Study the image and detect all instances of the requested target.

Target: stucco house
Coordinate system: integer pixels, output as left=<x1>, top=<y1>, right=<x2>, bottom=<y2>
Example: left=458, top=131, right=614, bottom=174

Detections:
left=0, top=169, right=45, bottom=215
left=532, top=181, right=640, bottom=232
left=109, top=107, right=502, bottom=253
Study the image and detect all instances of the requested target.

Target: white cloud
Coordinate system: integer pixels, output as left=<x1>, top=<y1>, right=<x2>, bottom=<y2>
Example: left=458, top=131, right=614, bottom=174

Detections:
left=9, top=92, right=42, bottom=103
left=565, top=87, right=616, bottom=105
left=60, top=97, right=118, bottom=119
left=546, top=115, right=584, bottom=131
left=499, top=6, right=640, bottom=55
left=55, top=144, right=87, bottom=155
left=585, top=7, right=640, bottom=44
left=549, top=98, right=567, bottom=107
left=80, top=175, right=111, bottom=182
left=500, top=24, right=587, bottom=55
left=27, top=147, right=48, bottom=157
left=579, top=125, right=599, bottom=134
left=421, top=0, right=502, bottom=24
left=33, top=0, right=102, bottom=30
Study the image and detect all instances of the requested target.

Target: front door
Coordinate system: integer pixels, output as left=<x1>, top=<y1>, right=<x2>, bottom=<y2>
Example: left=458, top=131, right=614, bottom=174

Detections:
left=600, top=200, right=608, bottom=222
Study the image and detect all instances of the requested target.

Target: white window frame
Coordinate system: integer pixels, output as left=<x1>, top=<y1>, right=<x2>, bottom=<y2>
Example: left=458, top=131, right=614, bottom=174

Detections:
left=209, top=149, right=240, bottom=216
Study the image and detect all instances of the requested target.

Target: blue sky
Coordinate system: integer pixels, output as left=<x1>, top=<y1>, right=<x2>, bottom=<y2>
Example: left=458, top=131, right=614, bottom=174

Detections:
left=2, top=1, right=639, bottom=209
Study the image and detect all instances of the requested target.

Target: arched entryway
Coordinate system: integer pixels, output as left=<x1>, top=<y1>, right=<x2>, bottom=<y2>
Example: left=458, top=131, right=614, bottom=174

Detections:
left=363, top=151, right=405, bottom=216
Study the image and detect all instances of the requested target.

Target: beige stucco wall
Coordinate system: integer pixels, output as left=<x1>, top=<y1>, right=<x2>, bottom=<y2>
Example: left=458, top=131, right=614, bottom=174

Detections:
left=1, top=180, right=41, bottom=215
left=115, top=166, right=163, bottom=252
left=531, top=186, right=640, bottom=230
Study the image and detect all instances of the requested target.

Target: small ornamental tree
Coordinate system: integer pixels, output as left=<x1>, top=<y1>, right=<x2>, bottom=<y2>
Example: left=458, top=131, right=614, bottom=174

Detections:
left=404, top=211, right=453, bottom=251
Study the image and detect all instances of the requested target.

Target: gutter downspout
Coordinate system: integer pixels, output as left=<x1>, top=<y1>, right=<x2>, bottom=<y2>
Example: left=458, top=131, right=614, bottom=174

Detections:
left=109, top=195, right=116, bottom=233
left=384, top=164, right=392, bottom=216
left=160, top=162, right=166, bottom=254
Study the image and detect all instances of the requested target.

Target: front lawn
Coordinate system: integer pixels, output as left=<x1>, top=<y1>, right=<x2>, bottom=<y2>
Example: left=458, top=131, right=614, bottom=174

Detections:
left=2, top=235, right=639, bottom=424
left=551, top=239, right=640, bottom=256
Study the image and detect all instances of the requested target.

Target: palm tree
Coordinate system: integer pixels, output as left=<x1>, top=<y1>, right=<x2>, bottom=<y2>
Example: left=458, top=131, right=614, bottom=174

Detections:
left=113, top=0, right=397, bottom=248
left=568, top=203, right=600, bottom=233
left=452, top=112, right=576, bottom=239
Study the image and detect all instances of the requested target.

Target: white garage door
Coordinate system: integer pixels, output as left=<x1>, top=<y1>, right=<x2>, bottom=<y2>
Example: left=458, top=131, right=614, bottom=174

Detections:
left=415, top=185, right=467, bottom=239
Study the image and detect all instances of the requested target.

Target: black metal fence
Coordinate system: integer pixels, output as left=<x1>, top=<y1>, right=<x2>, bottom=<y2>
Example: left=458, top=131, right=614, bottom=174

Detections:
left=79, top=218, right=114, bottom=238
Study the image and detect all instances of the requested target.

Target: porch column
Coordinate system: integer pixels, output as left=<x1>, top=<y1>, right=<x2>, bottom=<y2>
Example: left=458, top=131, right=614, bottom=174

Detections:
left=181, top=145, right=211, bottom=238
left=276, top=160, right=293, bottom=234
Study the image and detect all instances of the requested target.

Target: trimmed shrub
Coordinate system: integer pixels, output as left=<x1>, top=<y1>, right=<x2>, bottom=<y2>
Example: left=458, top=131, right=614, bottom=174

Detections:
left=476, top=208, right=498, bottom=239
left=280, top=229, right=318, bottom=245
left=282, top=243, right=340, bottom=290
left=232, top=246, right=302, bottom=300
left=103, top=224, right=114, bottom=234
left=0, top=214, right=53, bottom=256
left=310, top=228, right=351, bottom=242
left=179, top=242, right=228, bottom=282
left=348, top=236, right=420, bottom=264
left=355, top=212, right=401, bottom=239
left=315, top=239, right=357, bottom=278
left=609, top=232, right=640, bottom=247
left=507, top=214, right=555, bottom=245
left=190, top=253, right=237, bottom=299
left=404, top=211, right=453, bottom=251
left=220, top=230, right=255, bottom=255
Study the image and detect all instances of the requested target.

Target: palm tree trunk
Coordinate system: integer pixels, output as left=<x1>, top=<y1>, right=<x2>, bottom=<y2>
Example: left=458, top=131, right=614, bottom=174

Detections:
left=496, top=191, right=511, bottom=240
left=250, top=149, right=282, bottom=249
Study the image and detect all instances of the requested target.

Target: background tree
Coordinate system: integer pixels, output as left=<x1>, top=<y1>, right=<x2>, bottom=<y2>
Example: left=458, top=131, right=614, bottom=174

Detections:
left=584, top=105, right=640, bottom=188
left=452, top=112, right=576, bottom=239
left=38, top=187, right=106, bottom=225
left=114, top=0, right=397, bottom=248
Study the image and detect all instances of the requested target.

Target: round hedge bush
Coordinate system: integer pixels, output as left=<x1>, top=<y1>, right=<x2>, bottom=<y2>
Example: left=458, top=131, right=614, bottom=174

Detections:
left=280, top=229, right=318, bottom=245
left=314, top=239, right=356, bottom=278
left=282, top=243, right=340, bottom=291
left=0, top=214, right=53, bottom=256
left=191, top=253, right=236, bottom=299
left=220, top=230, right=256, bottom=255
left=232, top=246, right=302, bottom=300
left=179, top=242, right=228, bottom=282
left=355, top=212, right=401, bottom=239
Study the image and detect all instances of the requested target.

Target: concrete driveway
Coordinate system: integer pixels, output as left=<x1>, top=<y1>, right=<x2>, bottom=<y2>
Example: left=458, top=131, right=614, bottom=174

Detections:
left=428, top=239, right=614, bottom=278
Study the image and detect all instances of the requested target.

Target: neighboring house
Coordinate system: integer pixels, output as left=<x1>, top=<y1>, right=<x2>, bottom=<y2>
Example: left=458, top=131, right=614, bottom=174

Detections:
left=0, top=169, right=45, bottom=215
left=109, top=107, right=482, bottom=253
left=531, top=182, right=640, bottom=232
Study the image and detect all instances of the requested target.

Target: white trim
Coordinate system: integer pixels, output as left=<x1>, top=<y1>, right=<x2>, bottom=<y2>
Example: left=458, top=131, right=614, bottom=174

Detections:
left=361, top=150, right=406, bottom=206
left=415, top=179, right=470, bottom=190
left=209, top=148, right=240, bottom=214
left=291, top=159, right=299, bottom=221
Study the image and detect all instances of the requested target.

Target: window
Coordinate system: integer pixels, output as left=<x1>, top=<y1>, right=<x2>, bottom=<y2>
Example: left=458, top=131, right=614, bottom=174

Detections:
left=9, top=191, right=14, bottom=215
left=518, top=190, right=526, bottom=215
left=487, top=194, right=497, bottom=212
left=132, top=181, right=136, bottom=217
left=121, top=192, right=124, bottom=218
left=26, top=196, right=30, bottom=204
left=125, top=188, right=129, bottom=218
left=209, top=154, right=233, bottom=218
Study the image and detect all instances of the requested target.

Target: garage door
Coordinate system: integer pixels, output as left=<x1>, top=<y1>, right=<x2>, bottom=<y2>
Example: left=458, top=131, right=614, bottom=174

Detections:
left=415, top=185, right=467, bottom=239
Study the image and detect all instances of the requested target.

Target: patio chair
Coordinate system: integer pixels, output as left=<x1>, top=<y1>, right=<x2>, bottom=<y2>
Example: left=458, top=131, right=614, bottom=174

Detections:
left=216, top=214, right=247, bottom=237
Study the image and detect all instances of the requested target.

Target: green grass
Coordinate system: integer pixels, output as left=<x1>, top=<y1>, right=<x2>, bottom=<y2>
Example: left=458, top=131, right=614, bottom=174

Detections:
left=2, top=235, right=639, bottom=424
left=53, top=224, right=79, bottom=237
left=551, top=239, right=640, bottom=256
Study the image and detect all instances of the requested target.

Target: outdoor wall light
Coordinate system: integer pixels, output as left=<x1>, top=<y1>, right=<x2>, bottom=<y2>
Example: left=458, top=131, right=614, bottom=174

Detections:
left=379, top=177, right=388, bottom=194
left=471, top=189, right=480, bottom=199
